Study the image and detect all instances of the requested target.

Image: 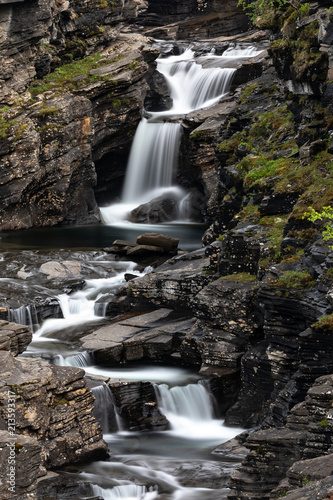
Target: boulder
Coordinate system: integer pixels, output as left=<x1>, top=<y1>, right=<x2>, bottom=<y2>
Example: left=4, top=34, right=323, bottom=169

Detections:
left=129, top=193, right=180, bottom=223
left=136, top=233, right=179, bottom=252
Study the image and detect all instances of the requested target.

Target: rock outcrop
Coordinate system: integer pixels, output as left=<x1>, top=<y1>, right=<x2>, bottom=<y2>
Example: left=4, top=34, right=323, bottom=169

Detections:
left=229, top=374, right=333, bottom=499
left=0, top=430, right=45, bottom=500
left=0, top=351, right=108, bottom=469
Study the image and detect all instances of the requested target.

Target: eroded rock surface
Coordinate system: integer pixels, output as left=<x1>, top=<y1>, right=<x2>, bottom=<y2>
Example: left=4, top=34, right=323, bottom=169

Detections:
left=0, top=352, right=108, bottom=469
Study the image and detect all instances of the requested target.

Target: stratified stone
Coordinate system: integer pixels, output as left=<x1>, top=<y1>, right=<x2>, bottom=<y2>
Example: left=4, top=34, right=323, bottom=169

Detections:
left=0, top=321, right=32, bottom=356
left=0, top=430, right=45, bottom=500
left=0, top=354, right=107, bottom=469
left=109, top=379, right=168, bottom=432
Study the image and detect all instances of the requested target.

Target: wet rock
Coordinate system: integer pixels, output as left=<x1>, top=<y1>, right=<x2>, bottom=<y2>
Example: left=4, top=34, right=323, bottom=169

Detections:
left=136, top=233, right=179, bottom=252
left=0, top=353, right=108, bottom=469
left=129, top=193, right=180, bottom=223
left=109, top=379, right=168, bottom=432
left=127, top=249, right=212, bottom=310
left=80, top=308, right=194, bottom=364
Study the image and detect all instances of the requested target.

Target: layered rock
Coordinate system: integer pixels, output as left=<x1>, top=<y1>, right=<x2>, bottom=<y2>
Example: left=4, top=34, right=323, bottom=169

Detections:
left=0, top=320, right=32, bottom=355
left=110, top=379, right=168, bottom=431
left=0, top=430, right=45, bottom=500
left=0, top=0, right=148, bottom=104
left=80, top=308, right=195, bottom=364
left=229, top=374, right=333, bottom=500
left=0, top=351, right=108, bottom=469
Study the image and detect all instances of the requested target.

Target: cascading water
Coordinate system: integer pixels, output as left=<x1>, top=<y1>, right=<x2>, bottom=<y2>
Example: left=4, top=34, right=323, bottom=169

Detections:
left=32, top=262, right=147, bottom=339
left=8, top=304, right=39, bottom=332
left=99, top=43, right=261, bottom=225
left=92, top=383, right=122, bottom=434
left=54, top=351, right=93, bottom=367
left=155, top=380, right=242, bottom=441
left=92, top=484, right=158, bottom=500
left=16, top=41, right=264, bottom=500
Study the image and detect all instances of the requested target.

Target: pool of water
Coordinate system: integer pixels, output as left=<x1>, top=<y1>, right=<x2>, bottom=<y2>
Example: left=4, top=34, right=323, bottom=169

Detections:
left=0, top=222, right=206, bottom=251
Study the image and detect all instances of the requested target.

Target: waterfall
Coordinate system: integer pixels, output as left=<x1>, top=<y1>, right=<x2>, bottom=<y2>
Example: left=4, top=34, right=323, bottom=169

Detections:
left=156, top=381, right=214, bottom=423
left=156, top=53, right=236, bottom=114
left=54, top=351, right=93, bottom=367
left=92, top=383, right=122, bottom=434
left=92, top=484, right=158, bottom=500
left=221, top=44, right=264, bottom=58
left=155, top=380, right=242, bottom=441
left=122, top=120, right=182, bottom=203
left=99, top=43, right=249, bottom=225
left=33, top=263, right=144, bottom=339
left=8, top=305, right=39, bottom=332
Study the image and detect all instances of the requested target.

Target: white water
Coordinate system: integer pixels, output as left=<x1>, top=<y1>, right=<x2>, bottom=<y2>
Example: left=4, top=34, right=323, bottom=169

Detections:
left=122, top=121, right=182, bottom=203
left=33, top=262, right=147, bottom=339
left=100, top=43, right=256, bottom=225
left=92, top=383, right=123, bottom=434
left=8, top=304, right=39, bottom=332
left=156, top=381, right=243, bottom=441
left=54, top=351, right=93, bottom=367
left=92, top=484, right=158, bottom=500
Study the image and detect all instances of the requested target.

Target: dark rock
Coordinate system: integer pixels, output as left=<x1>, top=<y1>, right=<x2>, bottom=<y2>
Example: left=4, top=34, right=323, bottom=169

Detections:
left=110, top=379, right=168, bottom=432
left=218, top=224, right=267, bottom=276
left=127, top=249, right=212, bottom=310
left=136, top=233, right=179, bottom=252
left=259, top=191, right=301, bottom=215
left=80, top=308, right=194, bottom=364
left=229, top=429, right=307, bottom=500
left=129, top=193, right=180, bottom=223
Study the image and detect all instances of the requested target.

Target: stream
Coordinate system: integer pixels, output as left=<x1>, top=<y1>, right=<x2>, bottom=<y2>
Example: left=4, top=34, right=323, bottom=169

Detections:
left=7, top=40, right=267, bottom=499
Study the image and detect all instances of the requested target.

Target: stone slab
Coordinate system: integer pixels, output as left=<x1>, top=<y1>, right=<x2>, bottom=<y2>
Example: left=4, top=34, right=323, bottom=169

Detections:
left=119, top=308, right=172, bottom=327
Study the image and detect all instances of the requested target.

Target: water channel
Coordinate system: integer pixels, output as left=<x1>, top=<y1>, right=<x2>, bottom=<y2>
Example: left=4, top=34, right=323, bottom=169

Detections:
left=7, top=40, right=266, bottom=499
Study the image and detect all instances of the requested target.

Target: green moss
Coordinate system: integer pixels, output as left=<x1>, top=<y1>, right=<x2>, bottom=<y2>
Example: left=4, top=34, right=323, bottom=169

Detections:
left=0, top=117, right=11, bottom=140
left=219, top=272, right=257, bottom=282
left=240, top=83, right=259, bottom=102
left=54, top=398, right=70, bottom=406
left=274, top=270, right=315, bottom=289
left=312, top=314, right=333, bottom=333
left=38, top=106, right=60, bottom=119
left=318, top=418, right=331, bottom=427
left=29, top=52, right=120, bottom=96
left=14, top=122, right=28, bottom=141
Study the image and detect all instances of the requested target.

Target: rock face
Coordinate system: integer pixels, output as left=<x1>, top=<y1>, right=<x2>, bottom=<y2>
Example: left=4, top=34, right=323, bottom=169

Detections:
left=143, top=0, right=249, bottom=38
left=0, top=320, right=32, bottom=355
left=0, top=430, right=45, bottom=500
left=0, top=351, right=108, bottom=469
left=0, top=0, right=156, bottom=229
left=229, top=374, right=333, bottom=500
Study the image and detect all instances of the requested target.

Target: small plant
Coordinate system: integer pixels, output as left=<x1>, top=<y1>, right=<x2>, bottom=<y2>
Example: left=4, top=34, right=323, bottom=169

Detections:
left=38, top=106, right=60, bottom=119
left=303, top=206, right=333, bottom=249
left=275, top=270, right=315, bottom=289
left=0, top=117, right=11, bottom=140
left=312, top=314, right=333, bottom=333
left=220, top=272, right=257, bottom=282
